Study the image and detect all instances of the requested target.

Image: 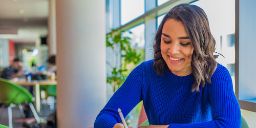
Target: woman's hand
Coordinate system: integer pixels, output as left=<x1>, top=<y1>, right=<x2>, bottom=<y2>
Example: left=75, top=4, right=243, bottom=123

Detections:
left=139, top=125, right=169, bottom=128
left=114, top=123, right=169, bottom=128
left=114, top=123, right=124, bottom=128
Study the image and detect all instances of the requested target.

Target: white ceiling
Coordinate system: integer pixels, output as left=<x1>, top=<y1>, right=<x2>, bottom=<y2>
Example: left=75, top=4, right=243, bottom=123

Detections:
left=0, top=0, right=49, bottom=43
left=0, top=0, right=48, bottom=19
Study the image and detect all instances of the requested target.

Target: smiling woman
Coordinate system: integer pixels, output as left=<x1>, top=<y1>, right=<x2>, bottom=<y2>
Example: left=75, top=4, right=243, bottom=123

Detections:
left=154, top=4, right=217, bottom=92
left=95, top=4, right=241, bottom=128
left=160, top=19, right=194, bottom=77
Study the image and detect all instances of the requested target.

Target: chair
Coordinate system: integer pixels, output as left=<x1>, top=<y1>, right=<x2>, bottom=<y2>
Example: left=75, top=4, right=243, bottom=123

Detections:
left=0, top=78, right=40, bottom=128
left=137, top=105, right=147, bottom=126
left=0, top=124, right=8, bottom=128
left=40, top=84, right=56, bottom=97
left=40, top=84, right=56, bottom=110
left=46, top=85, right=56, bottom=97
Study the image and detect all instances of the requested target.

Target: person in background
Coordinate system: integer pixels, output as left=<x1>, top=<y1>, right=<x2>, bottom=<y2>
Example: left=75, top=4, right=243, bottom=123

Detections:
left=47, top=55, right=56, bottom=74
left=44, top=55, right=57, bottom=81
left=0, top=57, right=33, bottom=119
left=1, top=57, right=24, bottom=79
left=45, top=55, right=57, bottom=128
left=94, top=4, right=241, bottom=128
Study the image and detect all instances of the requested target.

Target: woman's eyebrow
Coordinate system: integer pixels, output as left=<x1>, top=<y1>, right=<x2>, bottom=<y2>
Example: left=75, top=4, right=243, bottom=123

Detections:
left=161, top=33, right=170, bottom=38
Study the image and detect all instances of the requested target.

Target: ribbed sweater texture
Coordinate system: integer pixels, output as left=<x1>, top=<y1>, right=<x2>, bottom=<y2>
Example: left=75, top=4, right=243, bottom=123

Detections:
left=94, top=60, right=241, bottom=128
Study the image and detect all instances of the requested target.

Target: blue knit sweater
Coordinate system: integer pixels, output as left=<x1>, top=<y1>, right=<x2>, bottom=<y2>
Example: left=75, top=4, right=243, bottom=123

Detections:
left=94, top=60, right=241, bottom=128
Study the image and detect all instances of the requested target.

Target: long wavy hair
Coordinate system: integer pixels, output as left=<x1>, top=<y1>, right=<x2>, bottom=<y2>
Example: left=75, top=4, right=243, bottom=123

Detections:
left=153, top=4, right=217, bottom=92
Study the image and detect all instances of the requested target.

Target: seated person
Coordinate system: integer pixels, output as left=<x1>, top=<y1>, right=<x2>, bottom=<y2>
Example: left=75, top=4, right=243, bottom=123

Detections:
left=47, top=55, right=56, bottom=74
left=44, top=55, right=57, bottom=80
left=1, top=58, right=33, bottom=118
left=1, top=57, right=24, bottom=79
left=94, top=4, right=241, bottom=128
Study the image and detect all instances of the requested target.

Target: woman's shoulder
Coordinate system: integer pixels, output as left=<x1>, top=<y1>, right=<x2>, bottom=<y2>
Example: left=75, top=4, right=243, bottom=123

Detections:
left=140, top=59, right=154, bottom=70
left=211, top=63, right=231, bottom=80
left=135, top=59, right=155, bottom=75
left=143, top=59, right=154, bottom=65
left=207, top=63, right=234, bottom=96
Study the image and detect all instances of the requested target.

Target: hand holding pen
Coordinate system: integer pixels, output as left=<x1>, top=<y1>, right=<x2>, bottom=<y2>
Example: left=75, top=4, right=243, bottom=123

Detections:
left=114, top=108, right=168, bottom=128
left=114, top=108, right=128, bottom=128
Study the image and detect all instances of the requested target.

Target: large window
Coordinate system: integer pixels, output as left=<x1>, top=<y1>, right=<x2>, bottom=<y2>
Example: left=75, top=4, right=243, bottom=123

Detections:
left=108, top=0, right=213, bottom=127
left=192, top=0, right=236, bottom=90
left=123, top=24, right=145, bottom=127
left=238, top=0, right=256, bottom=110
left=121, top=0, right=144, bottom=25
left=158, top=0, right=170, bottom=6
left=157, top=14, right=165, bottom=28
left=128, top=24, right=145, bottom=48
left=193, top=1, right=256, bottom=124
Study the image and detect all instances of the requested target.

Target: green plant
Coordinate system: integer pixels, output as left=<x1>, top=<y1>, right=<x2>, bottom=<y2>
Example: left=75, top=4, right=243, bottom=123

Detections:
left=106, top=32, right=144, bottom=92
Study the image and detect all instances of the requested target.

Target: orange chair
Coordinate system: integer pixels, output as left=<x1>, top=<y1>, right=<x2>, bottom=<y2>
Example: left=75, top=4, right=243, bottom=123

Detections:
left=137, top=105, right=149, bottom=127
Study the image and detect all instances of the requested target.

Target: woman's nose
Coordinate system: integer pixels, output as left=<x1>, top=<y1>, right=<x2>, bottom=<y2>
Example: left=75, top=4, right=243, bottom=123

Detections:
left=168, top=43, right=180, bottom=55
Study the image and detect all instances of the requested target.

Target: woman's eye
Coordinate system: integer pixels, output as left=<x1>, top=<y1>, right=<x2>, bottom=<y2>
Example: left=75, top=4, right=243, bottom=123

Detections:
left=163, top=39, right=171, bottom=44
left=180, top=42, right=191, bottom=46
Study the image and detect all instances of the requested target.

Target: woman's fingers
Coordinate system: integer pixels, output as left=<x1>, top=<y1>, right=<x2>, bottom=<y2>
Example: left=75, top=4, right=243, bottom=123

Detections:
left=114, top=123, right=124, bottom=128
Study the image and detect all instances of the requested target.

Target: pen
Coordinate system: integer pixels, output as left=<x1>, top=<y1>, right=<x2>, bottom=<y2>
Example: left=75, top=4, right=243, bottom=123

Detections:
left=118, top=108, right=128, bottom=128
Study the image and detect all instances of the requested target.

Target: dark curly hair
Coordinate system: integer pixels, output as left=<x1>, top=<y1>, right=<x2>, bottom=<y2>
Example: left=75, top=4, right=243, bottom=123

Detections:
left=153, top=4, right=217, bottom=92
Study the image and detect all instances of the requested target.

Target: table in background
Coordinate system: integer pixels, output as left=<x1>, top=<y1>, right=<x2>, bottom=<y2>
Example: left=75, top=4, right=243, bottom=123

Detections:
left=14, top=80, right=57, bottom=112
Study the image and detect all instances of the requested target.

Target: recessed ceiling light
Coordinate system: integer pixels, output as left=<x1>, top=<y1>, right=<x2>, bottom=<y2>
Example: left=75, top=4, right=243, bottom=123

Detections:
left=19, top=9, right=24, bottom=14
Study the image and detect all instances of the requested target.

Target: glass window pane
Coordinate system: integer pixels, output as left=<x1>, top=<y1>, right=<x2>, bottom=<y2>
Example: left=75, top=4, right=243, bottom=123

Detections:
left=191, top=0, right=235, bottom=90
left=158, top=0, right=169, bottom=6
left=121, top=0, right=144, bottom=25
left=128, top=24, right=145, bottom=48
left=122, top=24, right=145, bottom=127
left=157, top=14, right=165, bottom=28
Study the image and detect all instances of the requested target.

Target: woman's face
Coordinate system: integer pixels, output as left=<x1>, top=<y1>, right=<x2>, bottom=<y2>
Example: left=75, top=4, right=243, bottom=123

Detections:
left=161, top=19, right=194, bottom=76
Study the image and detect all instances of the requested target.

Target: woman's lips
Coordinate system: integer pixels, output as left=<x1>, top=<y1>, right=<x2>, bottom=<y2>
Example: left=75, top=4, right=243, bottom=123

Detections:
left=169, top=56, right=184, bottom=65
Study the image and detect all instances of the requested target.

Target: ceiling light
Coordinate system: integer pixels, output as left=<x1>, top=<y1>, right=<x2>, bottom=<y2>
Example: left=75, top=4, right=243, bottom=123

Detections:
left=19, top=9, right=24, bottom=14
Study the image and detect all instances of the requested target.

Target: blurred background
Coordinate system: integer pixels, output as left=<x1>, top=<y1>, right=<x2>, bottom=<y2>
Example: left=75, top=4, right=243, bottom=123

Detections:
left=0, top=0, right=255, bottom=128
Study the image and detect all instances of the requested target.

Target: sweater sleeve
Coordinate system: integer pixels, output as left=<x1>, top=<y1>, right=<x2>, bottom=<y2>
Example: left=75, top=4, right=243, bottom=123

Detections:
left=94, top=62, right=144, bottom=128
left=169, top=65, right=241, bottom=128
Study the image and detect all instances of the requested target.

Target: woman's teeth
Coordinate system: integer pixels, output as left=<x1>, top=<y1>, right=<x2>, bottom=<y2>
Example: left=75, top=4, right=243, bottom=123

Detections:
left=170, top=57, right=181, bottom=61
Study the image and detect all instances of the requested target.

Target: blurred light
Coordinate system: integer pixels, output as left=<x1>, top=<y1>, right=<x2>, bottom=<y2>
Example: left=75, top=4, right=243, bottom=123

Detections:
left=32, top=49, right=39, bottom=56
left=22, top=49, right=28, bottom=53
left=19, top=9, right=24, bottom=14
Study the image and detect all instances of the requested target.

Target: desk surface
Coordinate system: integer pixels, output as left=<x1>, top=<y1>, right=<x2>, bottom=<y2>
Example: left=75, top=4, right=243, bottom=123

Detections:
left=14, top=80, right=57, bottom=86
